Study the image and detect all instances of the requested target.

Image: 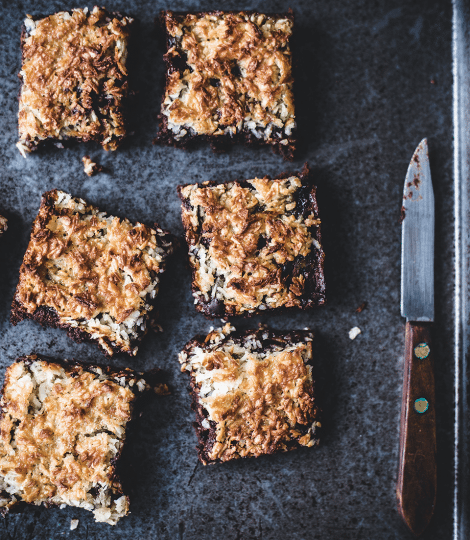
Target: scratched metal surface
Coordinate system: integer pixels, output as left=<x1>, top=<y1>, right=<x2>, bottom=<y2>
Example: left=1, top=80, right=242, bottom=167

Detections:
left=452, top=1, right=470, bottom=539
left=0, top=1, right=454, bottom=539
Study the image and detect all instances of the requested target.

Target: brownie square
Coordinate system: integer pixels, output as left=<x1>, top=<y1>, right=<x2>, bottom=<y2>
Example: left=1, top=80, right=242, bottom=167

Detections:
left=155, top=10, right=296, bottom=160
left=17, top=7, right=133, bottom=157
left=11, top=190, right=175, bottom=357
left=177, top=164, right=325, bottom=318
left=179, top=325, right=321, bottom=464
left=0, top=355, right=166, bottom=524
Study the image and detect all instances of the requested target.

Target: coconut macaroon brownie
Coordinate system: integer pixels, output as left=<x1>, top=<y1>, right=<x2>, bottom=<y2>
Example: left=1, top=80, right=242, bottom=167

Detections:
left=17, top=7, right=133, bottom=157
left=11, top=190, right=175, bottom=357
left=0, top=355, right=168, bottom=524
left=155, top=10, right=296, bottom=160
left=177, top=165, right=326, bottom=318
left=179, top=324, right=321, bottom=464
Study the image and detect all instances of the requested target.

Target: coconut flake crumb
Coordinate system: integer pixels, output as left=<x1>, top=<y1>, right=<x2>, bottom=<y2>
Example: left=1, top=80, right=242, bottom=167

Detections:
left=149, top=319, right=163, bottom=333
left=70, top=519, right=79, bottom=530
left=349, top=327, right=361, bottom=340
left=0, top=216, right=7, bottom=236
left=82, top=155, right=104, bottom=176
left=154, top=383, right=170, bottom=396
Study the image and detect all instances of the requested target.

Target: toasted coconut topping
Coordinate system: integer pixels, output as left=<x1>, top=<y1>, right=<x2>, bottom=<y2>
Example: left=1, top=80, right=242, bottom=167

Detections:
left=12, top=190, right=175, bottom=356
left=18, top=7, right=133, bottom=155
left=179, top=325, right=321, bottom=464
left=178, top=172, right=325, bottom=317
left=160, top=11, right=295, bottom=146
left=0, top=356, right=150, bottom=524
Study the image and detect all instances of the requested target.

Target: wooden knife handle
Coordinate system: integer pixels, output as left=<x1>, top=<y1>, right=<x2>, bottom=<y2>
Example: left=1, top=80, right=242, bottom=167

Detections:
left=397, top=322, right=437, bottom=536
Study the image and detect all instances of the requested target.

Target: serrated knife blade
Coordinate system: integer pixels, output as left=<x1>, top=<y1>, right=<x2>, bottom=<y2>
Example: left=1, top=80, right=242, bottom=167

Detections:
left=400, top=138, right=435, bottom=322
left=396, top=139, right=437, bottom=536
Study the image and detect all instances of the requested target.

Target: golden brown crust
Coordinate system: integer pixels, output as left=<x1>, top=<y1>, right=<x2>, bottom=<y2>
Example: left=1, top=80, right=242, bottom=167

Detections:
left=179, top=325, right=321, bottom=464
left=17, top=7, right=133, bottom=156
left=11, top=190, right=175, bottom=356
left=0, top=355, right=151, bottom=524
left=177, top=168, right=325, bottom=317
left=156, top=10, right=295, bottom=156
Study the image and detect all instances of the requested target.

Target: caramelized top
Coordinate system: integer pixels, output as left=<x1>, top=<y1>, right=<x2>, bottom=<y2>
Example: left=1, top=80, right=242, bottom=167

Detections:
left=179, top=176, right=320, bottom=315
left=18, top=7, right=132, bottom=153
left=14, top=190, right=174, bottom=355
left=161, top=11, right=295, bottom=142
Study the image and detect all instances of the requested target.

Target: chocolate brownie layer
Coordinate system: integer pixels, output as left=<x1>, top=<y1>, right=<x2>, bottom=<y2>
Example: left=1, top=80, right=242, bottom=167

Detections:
left=179, top=324, right=321, bottom=464
left=155, top=10, right=296, bottom=160
left=17, top=7, right=133, bottom=157
left=11, top=190, right=175, bottom=356
left=177, top=164, right=325, bottom=318
left=0, top=355, right=166, bottom=524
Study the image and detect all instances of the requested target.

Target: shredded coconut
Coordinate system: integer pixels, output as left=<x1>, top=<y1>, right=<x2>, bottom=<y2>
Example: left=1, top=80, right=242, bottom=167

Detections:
left=349, top=327, right=362, bottom=340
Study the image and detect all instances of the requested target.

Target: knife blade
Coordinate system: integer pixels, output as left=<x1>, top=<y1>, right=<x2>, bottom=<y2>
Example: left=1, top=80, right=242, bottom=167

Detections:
left=397, top=138, right=437, bottom=536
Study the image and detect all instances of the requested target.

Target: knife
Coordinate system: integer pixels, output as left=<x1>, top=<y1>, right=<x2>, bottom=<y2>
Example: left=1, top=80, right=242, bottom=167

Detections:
left=397, top=138, right=437, bottom=536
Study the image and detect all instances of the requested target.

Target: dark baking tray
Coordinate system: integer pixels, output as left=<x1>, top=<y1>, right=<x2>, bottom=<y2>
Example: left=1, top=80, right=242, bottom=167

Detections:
left=452, top=1, right=469, bottom=538
left=0, top=1, right=456, bottom=538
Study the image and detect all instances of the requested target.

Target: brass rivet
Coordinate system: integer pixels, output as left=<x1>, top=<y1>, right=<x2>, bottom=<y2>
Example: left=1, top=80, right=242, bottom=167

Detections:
left=414, top=398, right=429, bottom=414
left=414, top=343, right=430, bottom=359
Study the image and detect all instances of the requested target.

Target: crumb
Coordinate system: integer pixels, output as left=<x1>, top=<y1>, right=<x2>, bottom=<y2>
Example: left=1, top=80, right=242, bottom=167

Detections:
left=82, top=155, right=104, bottom=177
left=154, top=383, right=170, bottom=396
left=355, top=302, right=367, bottom=313
left=70, top=519, right=79, bottom=530
left=349, top=327, right=361, bottom=340
left=0, top=215, right=7, bottom=236
left=148, top=318, right=163, bottom=334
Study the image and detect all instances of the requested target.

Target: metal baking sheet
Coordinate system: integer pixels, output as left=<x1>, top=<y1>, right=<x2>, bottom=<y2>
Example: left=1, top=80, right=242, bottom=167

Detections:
left=452, top=1, right=469, bottom=538
left=0, top=1, right=455, bottom=538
